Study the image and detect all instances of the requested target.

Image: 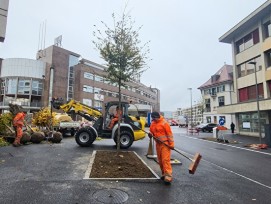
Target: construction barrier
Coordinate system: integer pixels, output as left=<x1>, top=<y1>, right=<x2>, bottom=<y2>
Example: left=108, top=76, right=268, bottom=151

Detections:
left=187, top=128, right=199, bottom=135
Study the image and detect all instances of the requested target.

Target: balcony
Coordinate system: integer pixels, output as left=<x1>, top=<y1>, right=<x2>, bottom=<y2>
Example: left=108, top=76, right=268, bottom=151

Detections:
left=210, top=93, right=217, bottom=98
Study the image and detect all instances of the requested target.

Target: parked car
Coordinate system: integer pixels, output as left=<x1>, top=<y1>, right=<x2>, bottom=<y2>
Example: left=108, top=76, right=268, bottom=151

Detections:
left=197, top=123, right=218, bottom=132
left=195, top=123, right=208, bottom=131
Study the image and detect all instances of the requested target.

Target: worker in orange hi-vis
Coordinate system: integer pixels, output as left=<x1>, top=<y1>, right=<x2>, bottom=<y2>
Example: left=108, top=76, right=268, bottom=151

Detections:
left=149, top=111, right=174, bottom=185
left=12, top=112, right=26, bottom=147
left=109, top=106, right=123, bottom=129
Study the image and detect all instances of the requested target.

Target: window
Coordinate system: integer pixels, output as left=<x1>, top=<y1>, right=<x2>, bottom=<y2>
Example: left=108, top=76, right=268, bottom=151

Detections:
left=238, top=83, right=263, bottom=102
left=95, top=75, right=103, bottom=82
left=68, top=55, right=78, bottom=101
left=236, top=29, right=259, bottom=53
left=84, top=72, right=94, bottom=80
left=83, top=85, right=93, bottom=93
left=94, top=87, right=102, bottom=94
left=268, top=81, right=271, bottom=97
left=237, top=56, right=262, bottom=78
left=18, top=79, right=31, bottom=95
left=237, top=64, right=246, bottom=77
left=205, top=99, right=211, bottom=112
left=0, top=80, right=5, bottom=94
left=239, top=88, right=248, bottom=102
left=218, top=96, right=224, bottom=106
left=264, top=21, right=271, bottom=39
left=31, top=80, right=43, bottom=95
left=94, top=101, right=102, bottom=108
left=238, top=112, right=266, bottom=133
left=265, top=49, right=271, bottom=68
left=211, top=88, right=216, bottom=96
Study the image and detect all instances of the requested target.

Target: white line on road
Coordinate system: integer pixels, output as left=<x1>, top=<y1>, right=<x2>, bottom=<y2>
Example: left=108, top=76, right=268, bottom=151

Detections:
left=179, top=134, right=271, bottom=190
left=183, top=135, right=271, bottom=156
left=202, top=158, right=271, bottom=190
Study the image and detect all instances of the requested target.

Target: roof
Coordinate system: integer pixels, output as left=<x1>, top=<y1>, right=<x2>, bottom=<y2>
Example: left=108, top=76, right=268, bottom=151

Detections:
left=198, top=64, right=233, bottom=90
left=219, top=0, right=271, bottom=43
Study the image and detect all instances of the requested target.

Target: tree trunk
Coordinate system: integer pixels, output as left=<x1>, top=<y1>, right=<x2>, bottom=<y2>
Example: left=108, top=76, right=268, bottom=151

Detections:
left=117, top=79, right=121, bottom=151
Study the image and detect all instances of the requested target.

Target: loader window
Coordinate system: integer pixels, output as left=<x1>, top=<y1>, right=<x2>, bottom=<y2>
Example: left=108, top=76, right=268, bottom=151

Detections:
left=127, top=104, right=139, bottom=117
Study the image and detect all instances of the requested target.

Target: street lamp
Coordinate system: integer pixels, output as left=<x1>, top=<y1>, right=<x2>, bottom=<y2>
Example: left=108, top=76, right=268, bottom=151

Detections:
left=248, top=61, right=262, bottom=144
left=188, top=88, right=192, bottom=127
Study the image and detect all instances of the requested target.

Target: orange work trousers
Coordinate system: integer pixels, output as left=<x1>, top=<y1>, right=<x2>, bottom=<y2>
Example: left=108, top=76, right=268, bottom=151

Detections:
left=14, top=125, right=23, bottom=144
left=109, top=117, right=119, bottom=129
left=156, top=143, right=173, bottom=182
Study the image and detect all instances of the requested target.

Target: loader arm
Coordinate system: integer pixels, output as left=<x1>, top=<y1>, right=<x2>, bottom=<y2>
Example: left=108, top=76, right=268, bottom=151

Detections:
left=52, top=98, right=102, bottom=121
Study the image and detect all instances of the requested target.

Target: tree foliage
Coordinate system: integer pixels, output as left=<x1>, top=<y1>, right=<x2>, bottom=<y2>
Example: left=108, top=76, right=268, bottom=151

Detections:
left=92, top=12, right=150, bottom=87
left=32, top=107, right=58, bottom=129
left=0, top=112, right=13, bottom=135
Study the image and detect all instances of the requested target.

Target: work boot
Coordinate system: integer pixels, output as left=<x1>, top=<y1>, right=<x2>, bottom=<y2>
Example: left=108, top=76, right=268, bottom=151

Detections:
left=12, top=142, right=22, bottom=147
left=164, top=175, right=172, bottom=185
left=160, top=176, right=165, bottom=181
left=164, top=181, right=171, bottom=185
left=13, top=137, right=22, bottom=147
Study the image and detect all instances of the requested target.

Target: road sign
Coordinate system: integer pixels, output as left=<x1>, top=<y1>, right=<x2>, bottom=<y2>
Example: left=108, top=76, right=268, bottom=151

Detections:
left=219, top=118, right=225, bottom=126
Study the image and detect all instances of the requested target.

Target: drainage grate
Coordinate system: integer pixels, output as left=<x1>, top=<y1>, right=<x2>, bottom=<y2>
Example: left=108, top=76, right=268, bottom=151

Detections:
left=93, top=188, right=129, bottom=204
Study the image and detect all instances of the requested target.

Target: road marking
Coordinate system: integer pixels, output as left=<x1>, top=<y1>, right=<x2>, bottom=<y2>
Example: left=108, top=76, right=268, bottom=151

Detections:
left=176, top=133, right=271, bottom=190
left=202, top=158, right=271, bottom=190
left=183, top=135, right=271, bottom=156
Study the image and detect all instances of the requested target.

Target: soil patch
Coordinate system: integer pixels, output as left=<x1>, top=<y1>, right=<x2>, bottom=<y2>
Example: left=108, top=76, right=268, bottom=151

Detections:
left=89, top=150, right=156, bottom=178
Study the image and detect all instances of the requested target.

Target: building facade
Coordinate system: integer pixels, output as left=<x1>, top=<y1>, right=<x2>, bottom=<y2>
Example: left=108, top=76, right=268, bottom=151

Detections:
left=198, top=64, right=235, bottom=128
left=219, top=0, right=271, bottom=136
left=177, top=103, right=203, bottom=126
left=0, top=58, right=46, bottom=111
left=0, top=45, right=160, bottom=116
left=0, top=0, right=9, bottom=42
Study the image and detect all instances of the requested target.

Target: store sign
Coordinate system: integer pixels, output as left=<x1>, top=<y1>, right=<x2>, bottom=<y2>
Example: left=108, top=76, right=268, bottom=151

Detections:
left=243, top=122, right=250, bottom=129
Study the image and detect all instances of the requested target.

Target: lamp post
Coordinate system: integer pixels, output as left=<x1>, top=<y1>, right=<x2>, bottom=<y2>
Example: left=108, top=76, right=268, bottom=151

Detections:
left=188, top=88, right=192, bottom=127
left=248, top=61, right=262, bottom=144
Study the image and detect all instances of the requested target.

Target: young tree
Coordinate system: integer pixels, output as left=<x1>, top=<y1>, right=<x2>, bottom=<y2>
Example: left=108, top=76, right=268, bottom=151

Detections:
left=93, top=12, right=150, bottom=150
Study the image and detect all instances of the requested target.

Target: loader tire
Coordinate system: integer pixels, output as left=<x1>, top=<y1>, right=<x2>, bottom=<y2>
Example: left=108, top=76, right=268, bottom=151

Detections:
left=114, top=130, right=134, bottom=149
left=75, top=127, right=96, bottom=147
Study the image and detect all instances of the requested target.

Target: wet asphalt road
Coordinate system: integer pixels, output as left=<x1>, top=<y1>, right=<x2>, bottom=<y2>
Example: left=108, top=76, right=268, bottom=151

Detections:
left=0, top=126, right=271, bottom=204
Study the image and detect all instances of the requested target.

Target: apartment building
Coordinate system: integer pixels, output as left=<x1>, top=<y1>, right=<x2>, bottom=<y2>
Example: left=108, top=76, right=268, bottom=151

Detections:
left=177, top=103, right=203, bottom=126
left=198, top=64, right=235, bottom=128
left=0, top=44, right=160, bottom=115
left=0, top=0, right=9, bottom=42
left=219, top=0, right=271, bottom=136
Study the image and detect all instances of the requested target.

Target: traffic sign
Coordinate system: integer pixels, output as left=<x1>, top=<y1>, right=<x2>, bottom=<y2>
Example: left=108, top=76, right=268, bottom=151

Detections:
left=219, top=118, right=225, bottom=126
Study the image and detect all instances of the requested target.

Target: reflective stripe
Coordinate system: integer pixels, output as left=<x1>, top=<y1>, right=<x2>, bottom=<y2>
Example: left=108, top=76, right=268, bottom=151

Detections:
left=164, top=173, right=172, bottom=177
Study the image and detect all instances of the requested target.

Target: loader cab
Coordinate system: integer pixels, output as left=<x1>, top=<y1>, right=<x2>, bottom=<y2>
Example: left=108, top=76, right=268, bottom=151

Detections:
left=102, top=101, right=143, bottom=130
left=103, top=102, right=128, bottom=130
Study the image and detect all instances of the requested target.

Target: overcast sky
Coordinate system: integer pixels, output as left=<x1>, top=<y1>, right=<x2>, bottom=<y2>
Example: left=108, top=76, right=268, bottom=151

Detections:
left=0, top=0, right=267, bottom=111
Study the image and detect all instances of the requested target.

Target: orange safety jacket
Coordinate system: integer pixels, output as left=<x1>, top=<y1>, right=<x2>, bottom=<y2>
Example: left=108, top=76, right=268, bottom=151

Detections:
left=150, top=116, right=174, bottom=148
left=114, top=109, right=122, bottom=118
left=13, top=112, right=26, bottom=126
